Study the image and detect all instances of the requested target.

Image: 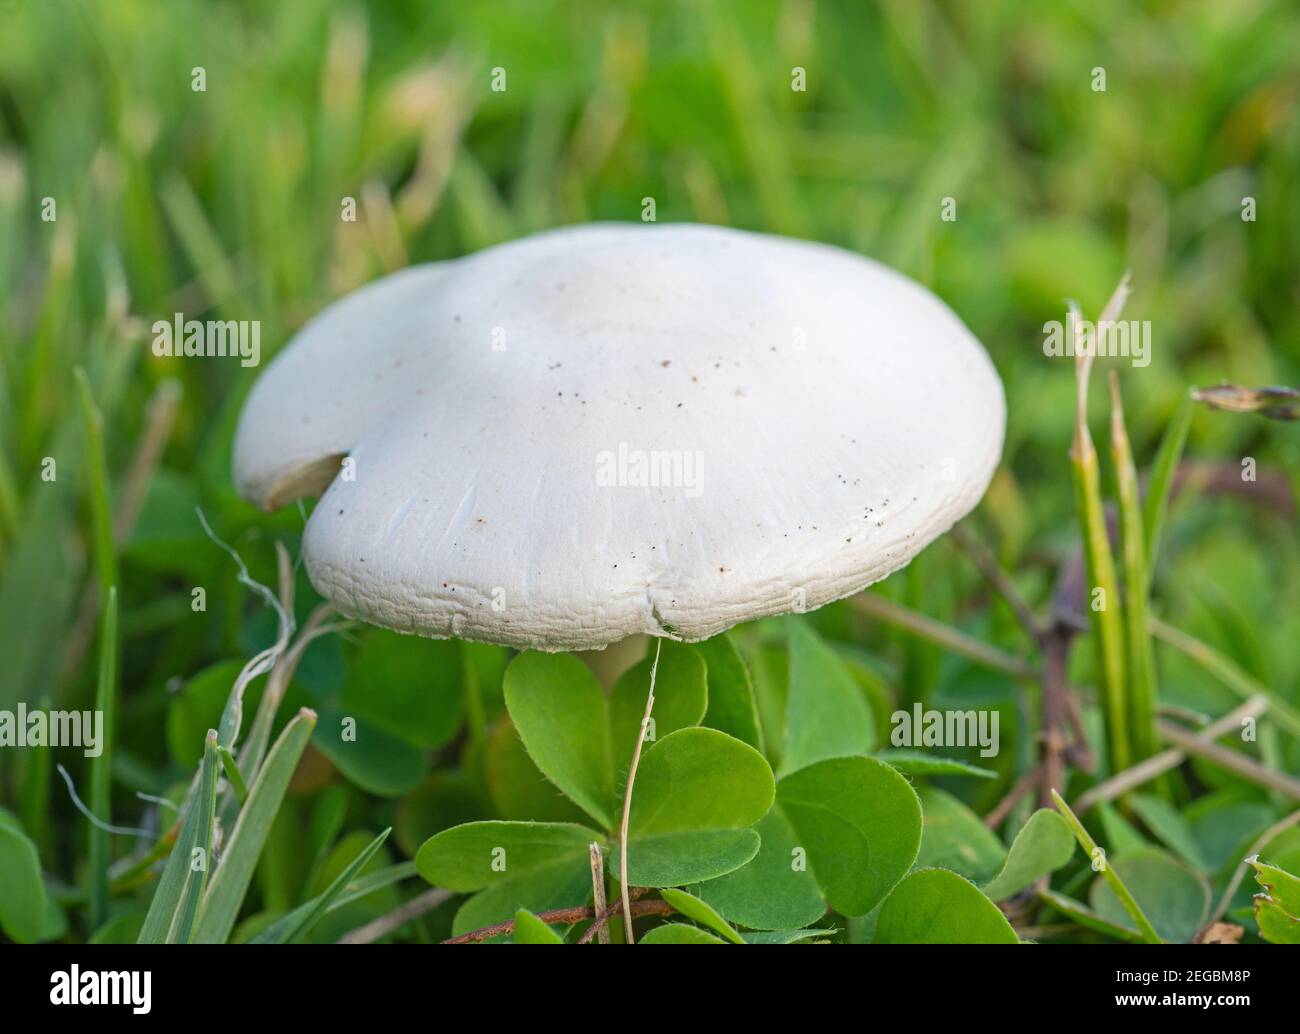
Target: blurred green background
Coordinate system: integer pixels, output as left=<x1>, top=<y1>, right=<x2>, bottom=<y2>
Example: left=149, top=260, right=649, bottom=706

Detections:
left=0, top=0, right=1297, bottom=942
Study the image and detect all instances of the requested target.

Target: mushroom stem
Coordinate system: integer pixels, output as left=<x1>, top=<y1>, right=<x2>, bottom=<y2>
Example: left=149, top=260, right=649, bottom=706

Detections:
left=618, top=637, right=662, bottom=945
left=577, top=633, right=649, bottom=689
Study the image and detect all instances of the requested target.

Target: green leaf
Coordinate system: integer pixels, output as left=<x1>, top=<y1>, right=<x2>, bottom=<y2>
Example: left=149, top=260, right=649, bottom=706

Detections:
left=982, top=809, right=1074, bottom=901
left=712, top=749, right=925, bottom=926
left=659, top=888, right=744, bottom=943
left=874, top=749, right=996, bottom=779
left=341, top=630, right=464, bottom=750
left=0, top=812, right=46, bottom=943
left=28, top=891, right=63, bottom=943
left=916, top=787, right=1006, bottom=884
left=1257, top=830, right=1300, bottom=877
left=622, top=727, right=774, bottom=886
left=612, top=829, right=760, bottom=887
left=695, top=634, right=762, bottom=749
left=1128, top=793, right=1208, bottom=871
left=192, top=708, right=317, bottom=944
left=416, top=821, right=595, bottom=892
left=696, top=807, right=826, bottom=930
left=484, top=716, right=589, bottom=824
left=416, top=821, right=595, bottom=936
left=503, top=652, right=616, bottom=828
left=1251, top=856, right=1300, bottom=915
left=514, top=908, right=564, bottom=943
left=638, top=922, right=726, bottom=944
left=610, top=641, right=707, bottom=780
left=1254, top=894, right=1300, bottom=944
left=15, top=710, right=52, bottom=872
left=780, top=618, right=875, bottom=775
left=312, top=707, right=429, bottom=797
left=776, top=755, right=921, bottom=916
left=1251, top=852, right=1300, bottom=943
left=876, top=868, right=1019, bottom=944
left=1089, top=849, right=1209, bottom=944
left=137, top=732, right=221, bottom=944
left=452, top=859, right=592, bottom=939
left=837, top=647, right=897, bottom=743
left=628, top=727, right=774, bottom=836
left=278, top=828, right=391, bottom=944
left=1188, top=794, right=1275, bottom=873
left=742, top=927, right=834, bottom=943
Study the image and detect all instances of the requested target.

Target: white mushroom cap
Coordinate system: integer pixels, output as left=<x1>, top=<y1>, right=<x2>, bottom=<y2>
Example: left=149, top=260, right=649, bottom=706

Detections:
left=233, top=224, right=1003, bottom=651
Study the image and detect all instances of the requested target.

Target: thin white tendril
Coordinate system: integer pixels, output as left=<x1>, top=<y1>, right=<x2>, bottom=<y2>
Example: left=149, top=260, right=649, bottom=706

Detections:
left=135, top=791, right=179, bottom=812
left=619, top=638, right=663, bottom=945
left=195, top=506, right=292, bottom=638
left=56, top=764, right=155, bottom=839
left=195, top=506, right=295, bottom=750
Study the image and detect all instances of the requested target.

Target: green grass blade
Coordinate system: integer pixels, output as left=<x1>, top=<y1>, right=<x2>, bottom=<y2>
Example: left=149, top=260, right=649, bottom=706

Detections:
left=19, top=222, right=75, bottom=462
left=1069, top=308, right=1129, bottom=772
left=1051, top=790, right=1161, bottom=943
left=1072, top=451, right=1128, bottom=772
left=0, top=332, right=136, bottom=714
left=192, top=708, right=317, bottom=944
left=87, top=587, right=118, bottom=929
left=77, top=365, right=120, bottom=931
left=1142, top=391, right=1193, bottom=572
left=277, top=828, right=391, bottom=944
left=110, top=824, right=176, bottom=894
left=1109, top=375, right=1158, bottom=761
left=0, top=442, right=18, bottom=541
left=167, top=731, right=220, bottom=943
left=217, top=746, right=248, bottom=804
left=247, top=861, right=418, bottom=944
left=851, top=591, right=1036, bottom=679
left=73, top=367, right=117, bottom=607
left=138, top=732, right=219, bottom=943
left=159, top=175, right=243, bottom=317
left=17, top=694, right=53, bottom=861
left=705, top=6, right=805, bottom=238
left=1149, top=617, right=1300, bottom=740
left=447, top=155, right=513, bottom=251
left=1037, top=889, right=1145, bottom=943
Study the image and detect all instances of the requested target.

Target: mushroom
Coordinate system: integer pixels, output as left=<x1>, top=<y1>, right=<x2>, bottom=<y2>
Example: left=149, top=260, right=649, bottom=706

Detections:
left=233, top=223, right=1003, bottom=655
